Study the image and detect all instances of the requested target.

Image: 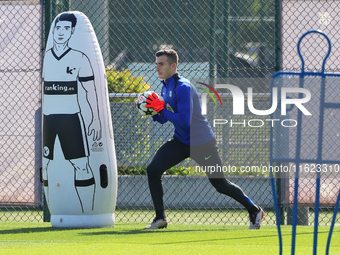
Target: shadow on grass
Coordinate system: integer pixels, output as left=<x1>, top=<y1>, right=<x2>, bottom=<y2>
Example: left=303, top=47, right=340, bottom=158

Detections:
left=0, top=224, right=227, bottom=235
left=0, top=225, right=256, bottom=235
left=1, top=225, right=338, bottom=241
left=0, top=226, right=227, bottom=236
left=81, top=227, right=229, bottom=236
left=150, top=230, right=340, bottom=245
left=0, top=227, right=82, bottom=235
left=80, top=226, right=340, bottom=239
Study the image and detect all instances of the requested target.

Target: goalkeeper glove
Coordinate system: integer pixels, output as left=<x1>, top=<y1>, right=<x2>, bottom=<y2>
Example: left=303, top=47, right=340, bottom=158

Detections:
left=146, top=92, right=165, bottom=113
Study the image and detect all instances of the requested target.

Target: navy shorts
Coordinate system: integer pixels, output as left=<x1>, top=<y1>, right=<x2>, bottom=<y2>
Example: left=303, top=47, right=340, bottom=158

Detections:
left=43, top=113, right=89, bottom=160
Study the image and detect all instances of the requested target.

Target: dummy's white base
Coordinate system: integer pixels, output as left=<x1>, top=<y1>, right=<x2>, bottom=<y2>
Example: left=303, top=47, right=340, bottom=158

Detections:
left=51, top=213, right=115, bottom=228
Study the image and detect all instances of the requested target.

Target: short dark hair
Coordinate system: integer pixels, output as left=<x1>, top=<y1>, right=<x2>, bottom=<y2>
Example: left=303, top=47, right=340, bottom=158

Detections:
left=156, top=49, right=178, bottom=65
left=55, top=13, right=77, bottom=28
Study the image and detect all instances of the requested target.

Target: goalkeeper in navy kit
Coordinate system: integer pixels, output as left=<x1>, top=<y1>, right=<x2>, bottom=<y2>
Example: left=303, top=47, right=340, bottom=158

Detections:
left=144, top=49, right=264, bottom=229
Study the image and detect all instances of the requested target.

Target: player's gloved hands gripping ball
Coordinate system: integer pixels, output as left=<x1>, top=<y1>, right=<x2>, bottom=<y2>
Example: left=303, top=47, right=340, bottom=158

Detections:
left=146, top=92, right=165, bottom=113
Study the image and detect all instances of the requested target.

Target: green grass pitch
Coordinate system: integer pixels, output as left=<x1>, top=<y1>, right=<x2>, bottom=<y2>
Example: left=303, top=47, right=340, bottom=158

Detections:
left=0, top=222, right=339, bottom=255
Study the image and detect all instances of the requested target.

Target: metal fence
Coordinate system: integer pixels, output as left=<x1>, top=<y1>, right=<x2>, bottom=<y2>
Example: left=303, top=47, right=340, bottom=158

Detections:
left=0, top=0, right=43, bottom=221
left=0, top=0, right=339, bottom=226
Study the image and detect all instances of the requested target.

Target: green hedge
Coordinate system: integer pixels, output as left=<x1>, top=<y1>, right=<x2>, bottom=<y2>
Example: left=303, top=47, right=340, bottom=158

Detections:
left=106, top=67, right=150, bottom=102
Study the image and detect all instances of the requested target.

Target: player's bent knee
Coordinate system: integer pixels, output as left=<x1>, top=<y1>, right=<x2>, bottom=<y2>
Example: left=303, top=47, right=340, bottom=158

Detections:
left=146, top=164, right=162, bottom=179
left=146, top=164, right=156, bottom=176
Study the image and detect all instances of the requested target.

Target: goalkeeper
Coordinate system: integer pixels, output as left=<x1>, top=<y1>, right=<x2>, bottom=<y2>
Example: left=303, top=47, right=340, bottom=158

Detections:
left=145, top=49, right=264, bottom=230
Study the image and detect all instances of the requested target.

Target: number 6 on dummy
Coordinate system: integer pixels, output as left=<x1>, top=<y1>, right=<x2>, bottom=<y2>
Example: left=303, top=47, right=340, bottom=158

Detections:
left=41, top=11, right=117, bottom=228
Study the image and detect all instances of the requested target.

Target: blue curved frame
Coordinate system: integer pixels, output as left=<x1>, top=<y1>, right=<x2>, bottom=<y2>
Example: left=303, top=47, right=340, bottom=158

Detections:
left=270, top=30, right=340, bottom=255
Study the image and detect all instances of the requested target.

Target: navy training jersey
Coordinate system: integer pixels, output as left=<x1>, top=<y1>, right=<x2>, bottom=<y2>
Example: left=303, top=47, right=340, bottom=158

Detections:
left=152, top=73, right=214, bottom=146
